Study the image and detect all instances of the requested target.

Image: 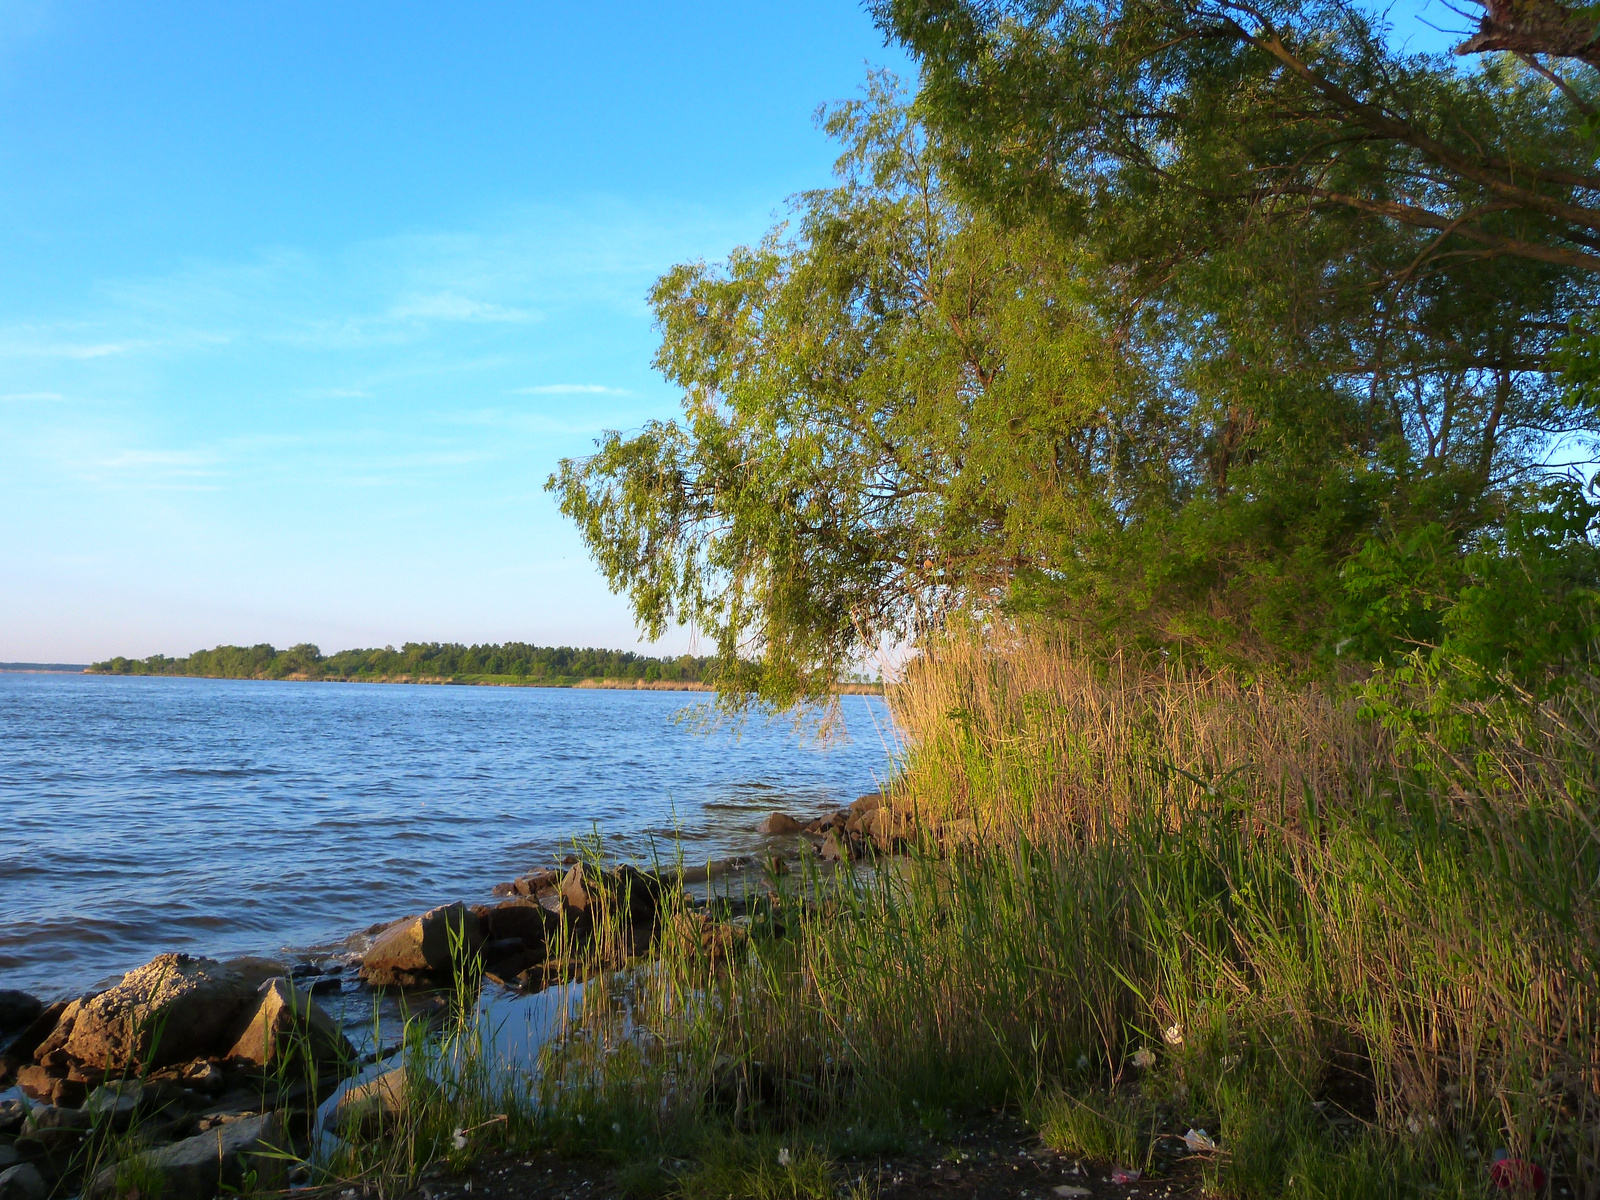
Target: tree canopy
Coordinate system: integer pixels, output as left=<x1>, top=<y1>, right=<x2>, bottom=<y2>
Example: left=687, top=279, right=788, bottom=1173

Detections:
left=550, top=4, right=1600, bottom=707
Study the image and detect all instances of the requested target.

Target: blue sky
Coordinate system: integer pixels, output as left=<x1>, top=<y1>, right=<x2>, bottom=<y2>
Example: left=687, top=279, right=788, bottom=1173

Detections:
left=0, top=1, right=912, bottom=662
left=0, top=1, right=1468, bottom=664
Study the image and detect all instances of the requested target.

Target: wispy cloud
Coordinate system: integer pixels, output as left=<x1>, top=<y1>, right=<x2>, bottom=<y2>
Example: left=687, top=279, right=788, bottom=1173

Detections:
left=0, top=338, right=152, bottom=360
left=509, top=384, right=632, bottom=395
left=389, top=292, right=539, bottom=324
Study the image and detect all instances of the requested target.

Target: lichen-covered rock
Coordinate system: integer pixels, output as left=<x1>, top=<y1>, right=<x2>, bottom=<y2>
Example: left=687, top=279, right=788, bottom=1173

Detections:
left=358, top=903, right=483, bottom=986
left=65, top=954, right=263, bottom=1071
left=88, top=1111, right=287, bottom=1200
left=224, top=977, right=354, bottom=1068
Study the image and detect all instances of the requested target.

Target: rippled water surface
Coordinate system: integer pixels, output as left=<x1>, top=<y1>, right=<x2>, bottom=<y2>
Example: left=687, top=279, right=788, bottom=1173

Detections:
left=0, top=674, right=898, bottom=998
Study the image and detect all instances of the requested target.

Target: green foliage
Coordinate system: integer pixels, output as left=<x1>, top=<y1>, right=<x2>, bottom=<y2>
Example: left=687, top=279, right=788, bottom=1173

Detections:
left=552, top=33, right=1600, bottom=697
left=551, top=77, right=1175, bottom=704
left=1339, top=481, right=1600, bottom=740
left=88, top=642, right=714, bottom=685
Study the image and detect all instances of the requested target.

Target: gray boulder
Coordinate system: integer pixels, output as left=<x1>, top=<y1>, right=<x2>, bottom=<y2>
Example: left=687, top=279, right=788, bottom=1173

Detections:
left=21, top=1104, right=92, bottom=1151
left=84, top=1081, right=145, bottom=1127
left=88, top=1111, right=287, bottom=1200
left=0, top=1164, right=46, bottom=1200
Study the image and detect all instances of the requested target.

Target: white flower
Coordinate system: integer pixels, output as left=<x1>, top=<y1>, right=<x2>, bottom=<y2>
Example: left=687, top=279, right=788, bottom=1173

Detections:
left=1163, top=1023, right=1184, bottom=1046
left=1131, top=1047, right=1156, bottom=1069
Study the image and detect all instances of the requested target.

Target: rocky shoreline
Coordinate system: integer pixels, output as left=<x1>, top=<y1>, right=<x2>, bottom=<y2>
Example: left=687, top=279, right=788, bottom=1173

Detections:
left=0, top=790, right=961, bottom=1200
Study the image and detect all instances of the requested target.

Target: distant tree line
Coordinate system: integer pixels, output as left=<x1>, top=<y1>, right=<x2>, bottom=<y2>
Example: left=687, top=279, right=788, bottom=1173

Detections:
left=88, top=642, right=717, bottom=685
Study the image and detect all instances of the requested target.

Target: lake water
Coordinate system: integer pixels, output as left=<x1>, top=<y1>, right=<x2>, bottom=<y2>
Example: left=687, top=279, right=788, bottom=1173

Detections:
left=0, top=673, right=899, bottom=1000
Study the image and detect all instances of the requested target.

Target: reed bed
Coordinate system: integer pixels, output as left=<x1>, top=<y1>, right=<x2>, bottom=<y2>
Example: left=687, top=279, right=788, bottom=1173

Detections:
left=325, top=623, right=1600, bottom=1199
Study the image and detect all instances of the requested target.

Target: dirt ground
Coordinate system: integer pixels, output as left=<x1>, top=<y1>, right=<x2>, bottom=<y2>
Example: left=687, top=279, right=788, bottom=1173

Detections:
left=396, top=1112, right=1207, bottom=1200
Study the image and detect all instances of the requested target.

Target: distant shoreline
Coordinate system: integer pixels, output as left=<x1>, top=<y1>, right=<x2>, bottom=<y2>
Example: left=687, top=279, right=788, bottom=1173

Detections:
left=0, top=663, right=89, bottom=673
left=74, top=669, right=885, bottom=695
left=84, top=641, right=886, bottom=694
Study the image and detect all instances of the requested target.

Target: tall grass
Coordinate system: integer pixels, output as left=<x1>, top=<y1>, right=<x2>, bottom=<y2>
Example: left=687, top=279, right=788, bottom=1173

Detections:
left=330, top=622, right=1600, bottom=1199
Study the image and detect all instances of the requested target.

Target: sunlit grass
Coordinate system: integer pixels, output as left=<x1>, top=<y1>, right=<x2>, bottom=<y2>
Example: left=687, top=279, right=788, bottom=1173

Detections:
left=313, top=623, right=1600, bottom=1199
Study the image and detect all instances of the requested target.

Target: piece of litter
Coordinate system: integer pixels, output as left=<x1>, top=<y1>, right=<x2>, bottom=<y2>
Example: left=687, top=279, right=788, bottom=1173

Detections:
left=1163, top=1023, right=1184, bottom=1046
left=1112, top=1167, right=1142, bottom=1184
left=1054, top=1188, right=1092, bottom=1197
left=1489, top=1153, right=1546, bottom=1192
left=452, top=1128, right=468, bottom=1151
left=778, top=1148, right=792, bottom=1168
left=1183, top=1128, right=1219, bottom=1153
left=1131, top=1047, right=1156, bottom=1069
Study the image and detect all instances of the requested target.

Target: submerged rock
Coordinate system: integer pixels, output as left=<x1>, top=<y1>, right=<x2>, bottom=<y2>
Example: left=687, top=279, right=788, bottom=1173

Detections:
left=757, top=812, right=804, bottom=835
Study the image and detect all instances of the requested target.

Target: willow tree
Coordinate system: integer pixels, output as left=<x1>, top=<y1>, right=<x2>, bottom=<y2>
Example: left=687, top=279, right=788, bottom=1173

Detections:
left=550, top=80, right=1155, bottom=705
left=553, top=4, right=1600, bottom=703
